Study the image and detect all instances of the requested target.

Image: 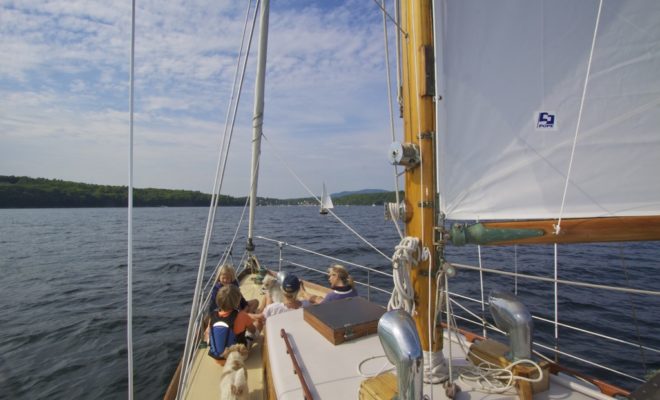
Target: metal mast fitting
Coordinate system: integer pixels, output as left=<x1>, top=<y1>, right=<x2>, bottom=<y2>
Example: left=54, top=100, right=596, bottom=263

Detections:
left=389, top=141, right=420, bottom=168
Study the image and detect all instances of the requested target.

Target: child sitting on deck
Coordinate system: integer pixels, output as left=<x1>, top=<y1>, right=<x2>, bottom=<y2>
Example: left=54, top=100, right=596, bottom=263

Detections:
left=209, top=264, right=259, bottom=315
left=255, top=274, right=310, bottom=331
left=208, top=285, right=257, bottom=364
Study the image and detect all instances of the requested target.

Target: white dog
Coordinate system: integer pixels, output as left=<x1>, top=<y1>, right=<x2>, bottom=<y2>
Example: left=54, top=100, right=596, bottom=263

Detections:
left=219, top=344, right=249, bottom=400
left=261, top=274, right=284, bottom=304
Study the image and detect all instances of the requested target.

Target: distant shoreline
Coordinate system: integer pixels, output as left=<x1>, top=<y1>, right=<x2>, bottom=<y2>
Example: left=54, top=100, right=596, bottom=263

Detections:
left=0, top=175, right=402, bottom=208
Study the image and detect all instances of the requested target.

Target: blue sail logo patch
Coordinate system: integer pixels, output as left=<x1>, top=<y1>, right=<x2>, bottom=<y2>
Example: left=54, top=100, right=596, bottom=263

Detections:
left=536, top=111, right=557, bottom=130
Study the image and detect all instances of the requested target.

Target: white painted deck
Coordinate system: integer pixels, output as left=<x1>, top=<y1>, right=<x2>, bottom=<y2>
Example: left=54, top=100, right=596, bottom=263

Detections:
left=264, top=307, right=614, bottom=400
left=178, top=273, right=615, bottom=400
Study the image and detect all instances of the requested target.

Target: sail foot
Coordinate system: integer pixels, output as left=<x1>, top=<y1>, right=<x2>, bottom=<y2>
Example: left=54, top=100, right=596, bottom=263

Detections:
left=423, top=350, right=448, bottom=384
left=448, top=223, right=544, bottom=246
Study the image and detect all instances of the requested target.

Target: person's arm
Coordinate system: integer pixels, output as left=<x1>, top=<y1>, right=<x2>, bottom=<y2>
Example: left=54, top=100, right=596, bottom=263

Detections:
left=208, top=284, right=220, bottom=313
left=300, top=282, right=324, bottom=303
left=308, top=294, right=323, bottom=304
left=252, top=311, right=266, bottom=331
left=238, top=311, right=257, bottom=335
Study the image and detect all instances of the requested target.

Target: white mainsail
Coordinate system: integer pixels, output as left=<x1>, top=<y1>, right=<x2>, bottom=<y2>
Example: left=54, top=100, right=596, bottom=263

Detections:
left=320, top=183, right=334, bottom=213
left=434, top=1, right=660, bottom=221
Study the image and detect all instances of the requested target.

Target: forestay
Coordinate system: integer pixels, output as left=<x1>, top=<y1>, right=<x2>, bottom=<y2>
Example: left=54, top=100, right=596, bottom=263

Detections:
left=434, top=1, right=660, bottom=221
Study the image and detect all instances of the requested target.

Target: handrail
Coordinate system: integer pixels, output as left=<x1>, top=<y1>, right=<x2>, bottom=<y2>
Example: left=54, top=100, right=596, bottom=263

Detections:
left=257, top=235, right=393, bottom=278
left=447, top=292, right=660, bottom=355
left=446, top=312, right=646, bottom=384
left=440, top=322, right=632, bottom=398
left=452, top=262, right=660, bottom=296
left=280, top=329, right=314, bottom=400
left=284, top=260, right=392, bottom=295
left=254, top=236, right=653, bottom=390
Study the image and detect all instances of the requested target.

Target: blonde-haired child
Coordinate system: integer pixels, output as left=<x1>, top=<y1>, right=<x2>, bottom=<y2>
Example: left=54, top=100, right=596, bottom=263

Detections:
left=209, top=264, right=259, bottom=314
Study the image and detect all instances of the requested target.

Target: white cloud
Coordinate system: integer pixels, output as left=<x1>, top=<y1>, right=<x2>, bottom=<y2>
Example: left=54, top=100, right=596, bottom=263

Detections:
left=0, top=0, right=401, bottom=198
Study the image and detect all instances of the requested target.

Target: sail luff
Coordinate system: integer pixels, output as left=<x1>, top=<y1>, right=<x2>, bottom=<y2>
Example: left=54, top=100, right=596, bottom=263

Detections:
left=247, top=0, right=270, bottom=251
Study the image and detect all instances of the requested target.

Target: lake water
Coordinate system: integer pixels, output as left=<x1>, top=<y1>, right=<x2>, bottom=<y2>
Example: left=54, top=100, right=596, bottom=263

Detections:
left=0, top=207, right=658, bottom=398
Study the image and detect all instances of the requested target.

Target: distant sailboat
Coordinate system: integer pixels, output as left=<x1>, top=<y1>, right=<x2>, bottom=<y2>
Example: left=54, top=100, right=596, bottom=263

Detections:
left=320, top=183, right=333, bottom=215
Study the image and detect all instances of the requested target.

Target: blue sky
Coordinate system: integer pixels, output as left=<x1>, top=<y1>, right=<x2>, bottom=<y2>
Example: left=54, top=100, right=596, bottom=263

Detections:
left=0, top=0, right=401, bottom=198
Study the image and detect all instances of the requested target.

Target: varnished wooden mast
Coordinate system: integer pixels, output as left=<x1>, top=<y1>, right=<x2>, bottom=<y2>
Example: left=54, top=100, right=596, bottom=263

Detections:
left=400, top=0, right=441, bottom=352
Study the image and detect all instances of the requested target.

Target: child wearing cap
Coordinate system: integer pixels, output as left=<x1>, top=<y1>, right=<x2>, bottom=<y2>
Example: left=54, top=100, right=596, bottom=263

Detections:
left=255, top=274, right=310, bottom=331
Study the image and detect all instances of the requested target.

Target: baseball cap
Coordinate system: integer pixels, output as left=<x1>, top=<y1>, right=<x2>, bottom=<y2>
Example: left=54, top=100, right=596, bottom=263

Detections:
left=277, top=270, right=290, bottom=285
left=281, top=274, right=301, bottom=293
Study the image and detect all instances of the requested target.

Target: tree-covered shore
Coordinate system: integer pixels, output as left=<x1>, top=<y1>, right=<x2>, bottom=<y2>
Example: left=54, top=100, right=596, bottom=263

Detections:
left=0, top=176, right=402, bottom=208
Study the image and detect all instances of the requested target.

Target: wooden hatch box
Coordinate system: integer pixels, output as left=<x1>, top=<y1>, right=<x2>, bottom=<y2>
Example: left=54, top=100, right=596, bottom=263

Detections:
left=303, top=297, right=386, bottom=345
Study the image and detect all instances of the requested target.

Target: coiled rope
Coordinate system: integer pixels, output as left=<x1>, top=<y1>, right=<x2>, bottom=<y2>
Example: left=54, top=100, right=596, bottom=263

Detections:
left=442, top=277, right=544, bottom=395
left=387, top=236, right=425, bottom=313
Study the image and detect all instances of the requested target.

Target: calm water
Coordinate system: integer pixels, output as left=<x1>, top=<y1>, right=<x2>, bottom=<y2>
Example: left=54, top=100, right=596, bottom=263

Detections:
left=0, top=207, right=658, bottom=398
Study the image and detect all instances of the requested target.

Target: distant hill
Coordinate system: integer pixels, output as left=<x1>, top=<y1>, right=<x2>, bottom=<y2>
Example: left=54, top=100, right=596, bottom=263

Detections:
left=284, top=190, right=403, bottom=206
left=0, top=176, right=402, bottom=208
left=331, top=189, right=388, bottom=198
left=331, top=191, right=402, bottom=206
left=0, top=176, right=238, bottom=208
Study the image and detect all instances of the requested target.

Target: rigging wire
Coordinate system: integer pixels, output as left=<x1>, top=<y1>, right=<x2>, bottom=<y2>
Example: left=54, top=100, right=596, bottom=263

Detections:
left=178, top=2, right=259, bottom=397
left=443, top=272, right=453, bottom=383
left=394, top=0, right=402, bottom=110
left=554, top=243, right=559, bottom=362
left=477, top=244, right=486, bottom=338
left=555, top=0, right=603, bottom=234
left=453, top=262, right=660, bottom=296
left=217, top=194, right=252, bottom=270
left=514, top=245, right=518, bottom=295
left=380, top=0, right=403, bottom=240
left=260, top=132, right=392, bottom=261
left=371, top=0, right=408, bottom=38
left=127, top=0, right=136, bottom=398
left=197, top=193, right=251, bottom=316
left=618, top=245, right=649, bottom=373
left=206, top=0, right=260, bottom=246
left=258, top=236, right=392, bottom=278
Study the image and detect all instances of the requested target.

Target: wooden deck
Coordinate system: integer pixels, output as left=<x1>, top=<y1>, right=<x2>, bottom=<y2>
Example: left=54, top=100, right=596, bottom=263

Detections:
left=167, top=271, right=620, bottom=400
left=172, top=271, right=329, bottom=399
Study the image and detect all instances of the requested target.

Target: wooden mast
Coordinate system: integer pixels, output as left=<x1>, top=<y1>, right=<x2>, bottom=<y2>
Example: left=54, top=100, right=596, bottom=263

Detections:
left=400, top=0, right=441, bottom=354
